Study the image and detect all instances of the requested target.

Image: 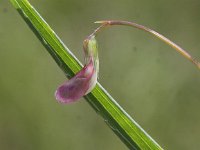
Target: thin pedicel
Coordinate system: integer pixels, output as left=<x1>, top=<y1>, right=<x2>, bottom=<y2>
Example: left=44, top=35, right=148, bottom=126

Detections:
left=91, top=20, right=200, bottom=69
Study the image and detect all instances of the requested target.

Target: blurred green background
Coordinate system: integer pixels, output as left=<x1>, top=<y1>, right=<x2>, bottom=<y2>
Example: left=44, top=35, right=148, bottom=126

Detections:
left=1, top=0, right=200, bottom=149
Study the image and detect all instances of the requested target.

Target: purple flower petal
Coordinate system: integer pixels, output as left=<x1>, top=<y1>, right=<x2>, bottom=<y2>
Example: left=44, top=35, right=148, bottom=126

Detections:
left=55, top=59, right=95, bottom=103
left=55, top=35, right=99, bottom=104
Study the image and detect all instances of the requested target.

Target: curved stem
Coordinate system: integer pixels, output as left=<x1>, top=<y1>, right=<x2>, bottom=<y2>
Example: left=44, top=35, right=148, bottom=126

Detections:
left=91, top=20, right=200, bottom=70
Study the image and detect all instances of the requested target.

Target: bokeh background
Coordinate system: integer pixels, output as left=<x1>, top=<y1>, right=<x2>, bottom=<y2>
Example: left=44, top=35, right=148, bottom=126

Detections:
left=1, top=0, right=200, bottom=149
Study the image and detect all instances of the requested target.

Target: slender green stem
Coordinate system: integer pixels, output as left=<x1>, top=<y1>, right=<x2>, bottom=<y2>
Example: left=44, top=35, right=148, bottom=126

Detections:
left=10, top=0, right=163, bottom=149
left=92, top=20, right=200, bottom=70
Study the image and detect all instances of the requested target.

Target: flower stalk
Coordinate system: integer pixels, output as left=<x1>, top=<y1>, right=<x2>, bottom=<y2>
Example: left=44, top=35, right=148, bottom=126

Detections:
left=92, top=20, right=200, bottom=70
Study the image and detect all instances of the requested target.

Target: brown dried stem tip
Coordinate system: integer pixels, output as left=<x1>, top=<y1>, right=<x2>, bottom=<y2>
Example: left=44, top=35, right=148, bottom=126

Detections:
left=91, top=20, right=200, bottom=70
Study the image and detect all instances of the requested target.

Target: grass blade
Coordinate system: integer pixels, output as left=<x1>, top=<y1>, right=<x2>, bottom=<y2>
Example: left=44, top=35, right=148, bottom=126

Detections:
left=9, top=0, right=163, bottom=149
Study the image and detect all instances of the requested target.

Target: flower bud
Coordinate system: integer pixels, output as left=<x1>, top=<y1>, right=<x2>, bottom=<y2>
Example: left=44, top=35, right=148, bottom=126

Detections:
left=55, top=36, right=99, bottom=103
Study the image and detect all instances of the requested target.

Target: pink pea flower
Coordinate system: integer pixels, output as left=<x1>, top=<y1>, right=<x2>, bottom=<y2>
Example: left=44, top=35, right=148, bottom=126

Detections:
left=55, top=36, right=99, bottom=103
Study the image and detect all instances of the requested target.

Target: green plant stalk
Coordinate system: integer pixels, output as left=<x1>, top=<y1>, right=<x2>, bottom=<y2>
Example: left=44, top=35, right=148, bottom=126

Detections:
left=10, top=0, right=163, bottom=149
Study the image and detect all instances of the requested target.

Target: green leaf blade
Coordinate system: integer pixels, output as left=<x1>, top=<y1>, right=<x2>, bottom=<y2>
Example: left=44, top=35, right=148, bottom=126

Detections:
left=10, top=0, right=163, bottom=149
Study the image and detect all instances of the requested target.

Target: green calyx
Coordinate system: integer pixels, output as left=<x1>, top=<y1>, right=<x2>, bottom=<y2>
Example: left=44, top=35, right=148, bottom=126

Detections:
left=83, top=35, right=99, bottom=77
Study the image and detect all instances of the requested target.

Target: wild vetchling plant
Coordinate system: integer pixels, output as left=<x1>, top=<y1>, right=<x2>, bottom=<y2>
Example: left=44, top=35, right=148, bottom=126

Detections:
left=56, top=20, right=200, bottom=104
left=10, top=0, right=199, bottom=149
